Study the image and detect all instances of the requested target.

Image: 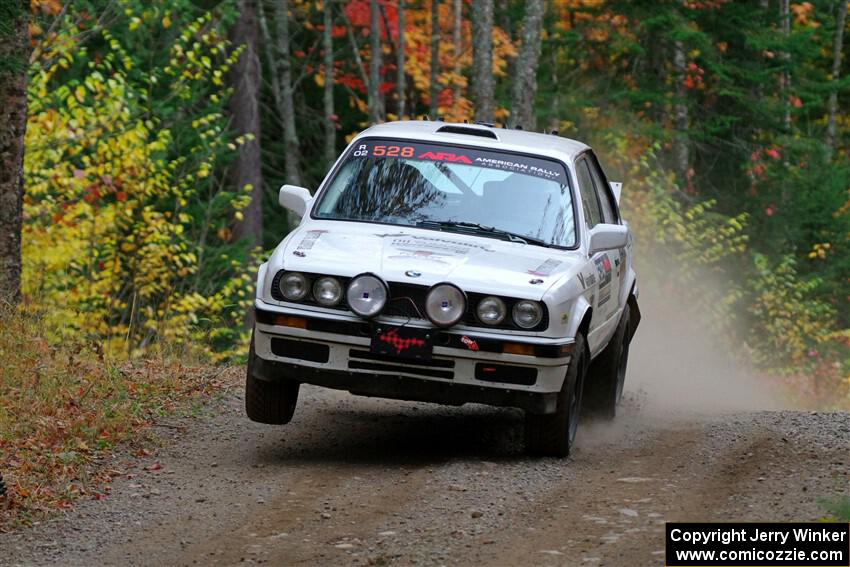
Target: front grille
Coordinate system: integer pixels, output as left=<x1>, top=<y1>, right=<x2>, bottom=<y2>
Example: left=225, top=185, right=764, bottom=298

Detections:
left=384, top=282, right=428, bottom=319
left=385, top=282, right=549, bottom=332
left=269, top=270, right=547, bottom=331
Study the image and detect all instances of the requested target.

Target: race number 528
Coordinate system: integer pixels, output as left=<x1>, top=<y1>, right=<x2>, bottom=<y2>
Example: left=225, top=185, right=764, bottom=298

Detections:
left=372, top=145, right=414, bottom=157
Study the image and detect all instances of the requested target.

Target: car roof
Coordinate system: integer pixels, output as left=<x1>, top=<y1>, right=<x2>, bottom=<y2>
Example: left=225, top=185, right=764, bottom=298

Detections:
left=353, top=120, right=591, bottom=163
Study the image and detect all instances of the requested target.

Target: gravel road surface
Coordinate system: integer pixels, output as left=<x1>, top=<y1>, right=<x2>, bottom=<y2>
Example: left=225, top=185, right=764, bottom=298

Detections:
left=3, top=295, right=848, bottom=567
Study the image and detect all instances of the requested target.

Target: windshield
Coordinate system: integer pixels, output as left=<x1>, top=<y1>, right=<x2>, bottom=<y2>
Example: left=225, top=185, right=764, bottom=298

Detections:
left=313, top=139, right=577, bottom=248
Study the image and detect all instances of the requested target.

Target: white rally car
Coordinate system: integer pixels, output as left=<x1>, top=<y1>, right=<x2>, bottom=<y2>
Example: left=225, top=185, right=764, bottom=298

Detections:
left=248, top=121, right=640, bottom=456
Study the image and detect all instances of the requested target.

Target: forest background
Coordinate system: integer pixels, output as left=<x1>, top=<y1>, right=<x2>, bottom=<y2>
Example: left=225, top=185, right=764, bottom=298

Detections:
left=0, top=0, right=848, bottom=522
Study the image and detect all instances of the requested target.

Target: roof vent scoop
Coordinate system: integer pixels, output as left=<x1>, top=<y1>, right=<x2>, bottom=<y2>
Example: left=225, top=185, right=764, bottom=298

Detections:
left=435, top=125, right=499, bottom=139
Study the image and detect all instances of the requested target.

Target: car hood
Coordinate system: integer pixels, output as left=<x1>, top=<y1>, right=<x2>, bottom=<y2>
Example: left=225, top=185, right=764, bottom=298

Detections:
left=272, top=220, right=583, bottom=299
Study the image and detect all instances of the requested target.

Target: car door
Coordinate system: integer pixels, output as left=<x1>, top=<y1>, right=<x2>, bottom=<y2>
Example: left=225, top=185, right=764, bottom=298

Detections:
left=585, top=153, right=626, bottom=317
left=575, top=155, right=619, bottom=352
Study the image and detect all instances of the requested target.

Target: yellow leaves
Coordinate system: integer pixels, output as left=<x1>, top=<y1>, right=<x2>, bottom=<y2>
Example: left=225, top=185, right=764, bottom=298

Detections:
left=808, top=242, right=831, bottom=260
left=162, top=14, right=172, bottom=29
left=22, top=19, right=250, bottom=361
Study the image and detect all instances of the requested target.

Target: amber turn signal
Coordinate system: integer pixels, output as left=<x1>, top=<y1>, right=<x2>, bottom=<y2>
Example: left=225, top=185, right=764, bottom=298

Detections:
left=503, top=342, right=536, bottom=356
left=272, top=315, right=307, bottom=329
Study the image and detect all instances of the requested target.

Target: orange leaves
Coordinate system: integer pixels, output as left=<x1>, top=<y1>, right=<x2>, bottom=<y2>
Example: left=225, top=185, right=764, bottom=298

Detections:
left=683, top=62, right=705, bottom=90
left=31, top=0, right=63, bottom=17
left=790, top=2, right=817, bottom=27
left=0, top=306, right=232, bottom=528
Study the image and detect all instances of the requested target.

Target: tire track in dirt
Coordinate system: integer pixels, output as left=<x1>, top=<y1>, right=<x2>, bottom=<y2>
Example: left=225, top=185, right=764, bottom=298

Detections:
left=2, top=386, right=847, bottom=567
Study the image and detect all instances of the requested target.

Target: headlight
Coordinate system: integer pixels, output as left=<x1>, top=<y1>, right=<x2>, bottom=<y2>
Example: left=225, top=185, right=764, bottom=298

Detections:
left=476, top=296, right=506, bottom=325
left=313, top=276, right=343, bottom=306
left=512, top=300, right=543, bottom=329
left=425, top=283, right=466, bottom=327
left=346, top=273, right=388, bottom=318
left=280, top=271, right=309, bottom=301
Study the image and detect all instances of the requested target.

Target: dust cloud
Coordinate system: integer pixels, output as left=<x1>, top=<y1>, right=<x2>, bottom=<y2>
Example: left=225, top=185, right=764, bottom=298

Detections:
left=624, top=278, right=790, bottom=415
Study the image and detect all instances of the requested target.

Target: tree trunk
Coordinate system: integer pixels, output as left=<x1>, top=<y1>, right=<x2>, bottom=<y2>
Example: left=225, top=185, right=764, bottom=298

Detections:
left=779, top=0, right=792, bottom=131
left=673, top=39, right=690, bottom=184
left=275, top=0, right=303, bottom=186
left=471, top=0, right=494, bottom=123
left=827, top=0, right=848, bottom=151
left=324, top=0, right=336, bottom=167
left=368, top=0, right=383, bottom=124
left=397, top=0, right=406, bottom=118
left=229, top=0, right=264, bottom=248
left=452, top=0, right=462, bottom=106
left=429, top=0, right=440, bottom=118
left=0, top=1, right=29, bottom=304
left=510, top=0, right=545, bottom=130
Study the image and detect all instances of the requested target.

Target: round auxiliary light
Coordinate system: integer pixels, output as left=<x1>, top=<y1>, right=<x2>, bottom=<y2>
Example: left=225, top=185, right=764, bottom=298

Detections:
left=346, top=273, right=388, bottom=318
left=512, top=300, right=544, bottom=329
left=313, top=276, right=343, bottom=306
left=476, top=296, right=507, bottom=326
left=425, top=283, right=467, bottom=328
left=280, top=271, right=309, bottom=301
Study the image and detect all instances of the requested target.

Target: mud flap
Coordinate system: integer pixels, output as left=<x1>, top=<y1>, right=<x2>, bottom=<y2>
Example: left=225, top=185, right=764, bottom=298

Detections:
left=627, top=294, right=641, bottom=342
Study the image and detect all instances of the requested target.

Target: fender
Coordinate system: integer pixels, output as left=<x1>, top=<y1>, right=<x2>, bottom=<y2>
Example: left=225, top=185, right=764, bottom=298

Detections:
left=564, top=294, right=593, bottom=343
left=256, top=261, right=269, bottom=301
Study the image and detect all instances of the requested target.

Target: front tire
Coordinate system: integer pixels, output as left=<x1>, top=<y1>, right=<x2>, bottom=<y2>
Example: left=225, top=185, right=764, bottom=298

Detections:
left=584, top=310, right=630, bottom=420
left=525, top=333, right=588, bottom=457
left=245, top=334, right=300, bottom=424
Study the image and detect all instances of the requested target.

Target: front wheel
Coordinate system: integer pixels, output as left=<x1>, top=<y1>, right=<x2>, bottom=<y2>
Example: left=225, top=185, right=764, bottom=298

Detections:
left=245, top=334, right=300, bottom=424
left=525, top=333, right=588, bottom=457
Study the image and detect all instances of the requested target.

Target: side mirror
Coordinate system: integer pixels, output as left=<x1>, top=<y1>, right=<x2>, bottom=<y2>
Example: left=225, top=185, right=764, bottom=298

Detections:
left=278, top=185, right=313, bottom=217
left=609, top=181, right=622, bottom=204
left=588, top=223, right=628, bottom=255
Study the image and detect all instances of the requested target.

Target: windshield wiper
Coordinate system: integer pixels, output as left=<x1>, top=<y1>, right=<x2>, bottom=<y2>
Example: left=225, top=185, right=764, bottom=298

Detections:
left=416, top=220, right=550, bottom=247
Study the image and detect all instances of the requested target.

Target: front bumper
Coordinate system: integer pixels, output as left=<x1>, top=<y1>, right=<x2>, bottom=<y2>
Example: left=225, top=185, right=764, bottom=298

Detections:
left=251, top=300, right=574, bottom=414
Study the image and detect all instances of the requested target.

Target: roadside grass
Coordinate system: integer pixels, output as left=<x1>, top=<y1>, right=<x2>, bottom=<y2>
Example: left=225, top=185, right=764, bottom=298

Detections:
left=0, top=306, right=233, bottom=530
left=819, top=495, right=850, bottom=521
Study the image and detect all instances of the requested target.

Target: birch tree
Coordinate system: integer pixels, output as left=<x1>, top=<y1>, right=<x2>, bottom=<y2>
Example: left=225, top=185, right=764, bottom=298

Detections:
left=229, top=0, right=265, bottom=247
left=471, top=0, right=494, bottom=123
left=397, top=0, right=406, bottom=118
left=0, top=0, right=29, bottom=302
left=369, top=0, right=384, bottom=123
left=827, top=0, right=849, bottom=151
left=274, top=0, right=303, bottom=185
left=510, top=0, right=544, bottom=129
left=452, top=0, right=462, bottom=105
left=324, top=0, right=336, bottom=166
left=673, top=38, right=689, bottom=183
left=429, top=0, right=440, bottom=118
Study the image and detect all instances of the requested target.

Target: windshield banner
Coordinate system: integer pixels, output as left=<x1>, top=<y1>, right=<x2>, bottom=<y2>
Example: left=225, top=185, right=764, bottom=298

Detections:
left=347, top=139, right=568, bottom=183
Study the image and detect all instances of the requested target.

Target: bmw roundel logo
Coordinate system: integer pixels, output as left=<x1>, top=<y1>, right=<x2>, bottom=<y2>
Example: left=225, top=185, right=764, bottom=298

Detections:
left=405, top=270, right=421, bottom=278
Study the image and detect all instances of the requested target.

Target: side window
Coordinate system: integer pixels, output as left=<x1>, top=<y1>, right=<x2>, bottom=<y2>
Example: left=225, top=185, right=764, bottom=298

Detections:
left=575, top=158, right=602, bottom=228
left=587, top=154, right=619, bottom=224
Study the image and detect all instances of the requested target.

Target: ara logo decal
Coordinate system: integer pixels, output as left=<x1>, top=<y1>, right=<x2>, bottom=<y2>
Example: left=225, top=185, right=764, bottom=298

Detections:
left=417, top=151, right=473, bottom=164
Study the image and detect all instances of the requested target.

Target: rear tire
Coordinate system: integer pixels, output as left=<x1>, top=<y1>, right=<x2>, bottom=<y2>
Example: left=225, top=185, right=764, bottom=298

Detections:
left=245, top=334, right=300, bottom=425
left=525, top=333, right=588, bottom=457
left=584, top=310, right=630, bottom=420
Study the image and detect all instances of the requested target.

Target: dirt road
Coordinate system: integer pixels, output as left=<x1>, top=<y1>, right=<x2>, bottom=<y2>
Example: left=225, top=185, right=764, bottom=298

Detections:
left=3, top=296, right=849, bottom=567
